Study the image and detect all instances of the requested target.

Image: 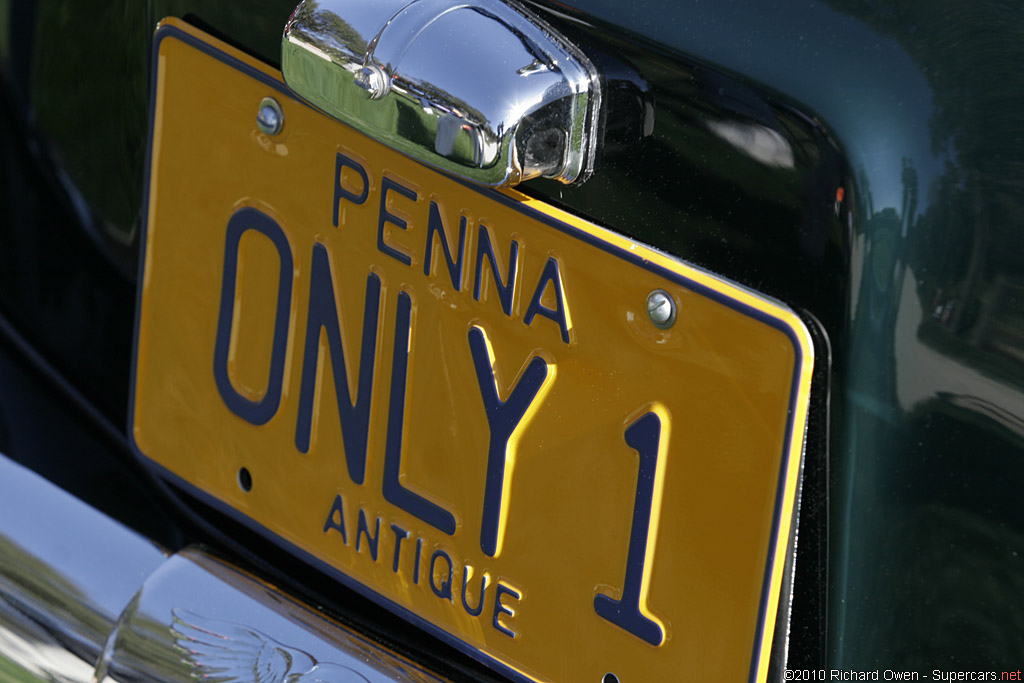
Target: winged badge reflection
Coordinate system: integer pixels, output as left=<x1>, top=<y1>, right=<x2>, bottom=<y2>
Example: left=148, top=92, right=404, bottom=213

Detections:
left=172, top=608, right=372, bottom=682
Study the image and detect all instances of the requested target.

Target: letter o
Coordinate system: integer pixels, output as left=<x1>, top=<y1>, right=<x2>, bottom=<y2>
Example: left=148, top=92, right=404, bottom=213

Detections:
left=213, top=207, right=293, bottom=425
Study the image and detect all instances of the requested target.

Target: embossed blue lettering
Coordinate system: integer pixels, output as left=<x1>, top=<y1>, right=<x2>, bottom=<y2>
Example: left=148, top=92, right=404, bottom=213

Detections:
left=469, top=326, right=549, bottom=557
left=322, top=494, right=348, bottom=544
left=213, top=207, right=293, bottom=426
left=378, top=177, right=416, bottom=266
left=461, top=565, right=489, bottom=617
left=390, top=523, right=409, bottom=573
left=423, top=200, right=466, bottom=290
left=383, top=291, right=457, bottom=535
left=429, top=549, right=454, bottom=601
left=523, top=257, right=571, bottom=344
left=594, top=412, right=666, bottom=646
left=294, top=245, right=380, bottom=485
left=356, top=508, right=381, bottom=561
left=473, top=225, right=518, bottom=316
left=413, top=538, right=424, bottom=585
left=492, top=582, right=521, bottom=638
left=332, top=153, right=369, bottom=227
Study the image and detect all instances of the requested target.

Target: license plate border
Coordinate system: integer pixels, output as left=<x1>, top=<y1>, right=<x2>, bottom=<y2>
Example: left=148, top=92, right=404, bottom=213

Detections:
left=129, top=19, right=816, bottom=683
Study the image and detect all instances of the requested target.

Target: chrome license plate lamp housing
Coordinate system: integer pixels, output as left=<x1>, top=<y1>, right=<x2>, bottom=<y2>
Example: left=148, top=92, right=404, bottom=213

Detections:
left=282, top=0, right=602, bottom=187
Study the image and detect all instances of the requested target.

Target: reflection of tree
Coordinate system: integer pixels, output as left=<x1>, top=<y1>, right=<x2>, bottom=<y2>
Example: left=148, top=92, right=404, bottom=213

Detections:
left=0, top=654, right=44, bottom=683
left=847, top=153, right=918, bottom=402
left=293, top=1, right=489, bottom=127
left=0, top=533, right=110, bottom=647
left=396, top=78, right=487, bottom=130
left=830, top=0, right=1024, bottom=380
left=292, top=0, right=367, bottom=58
left=100, top=601, right=189, bottom=681
left=827, top=2, right=1024, bottom=671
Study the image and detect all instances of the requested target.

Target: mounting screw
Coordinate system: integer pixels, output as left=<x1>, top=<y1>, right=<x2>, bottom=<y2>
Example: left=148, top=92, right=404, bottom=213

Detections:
left=256, top=97, right=284, bottom=136
left=646, top=289, right=676, bottom=329
left=355, top=64, right=390, bottom=99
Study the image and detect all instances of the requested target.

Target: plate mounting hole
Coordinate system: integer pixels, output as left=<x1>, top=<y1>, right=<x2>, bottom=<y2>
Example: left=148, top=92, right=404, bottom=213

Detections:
left=238, top=467, right=253, bottom=492
left=603, top=674, right=620, bottom=683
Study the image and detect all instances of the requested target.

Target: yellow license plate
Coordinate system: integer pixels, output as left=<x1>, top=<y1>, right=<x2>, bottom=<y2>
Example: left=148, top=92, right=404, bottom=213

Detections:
left=132, top=19, right=815, bottom=683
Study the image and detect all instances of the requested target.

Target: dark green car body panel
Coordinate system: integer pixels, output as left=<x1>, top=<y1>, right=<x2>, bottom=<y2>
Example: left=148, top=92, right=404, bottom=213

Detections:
left=1, top=0, right=1022, bottom=673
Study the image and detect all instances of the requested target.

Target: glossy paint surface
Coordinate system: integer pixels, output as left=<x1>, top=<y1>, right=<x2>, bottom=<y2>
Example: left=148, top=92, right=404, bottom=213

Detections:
left=132, top=21, right=812, bottom=683
left=1, top=0, right=1022, bottom=673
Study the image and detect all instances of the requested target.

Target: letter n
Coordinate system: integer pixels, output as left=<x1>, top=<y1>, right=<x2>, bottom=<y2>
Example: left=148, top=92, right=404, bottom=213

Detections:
left=294, top=243, right=380, bottom=485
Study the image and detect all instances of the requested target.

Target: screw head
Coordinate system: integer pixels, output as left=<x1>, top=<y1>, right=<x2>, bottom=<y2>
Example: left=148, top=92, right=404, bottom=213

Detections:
left=256, top=97, right=284, bottom=136
left=646, top=289, right=676, bottom=329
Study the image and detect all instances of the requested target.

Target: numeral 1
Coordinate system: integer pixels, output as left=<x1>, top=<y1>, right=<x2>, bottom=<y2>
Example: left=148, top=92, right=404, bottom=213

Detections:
left=594, top=410, right=667, bottom=646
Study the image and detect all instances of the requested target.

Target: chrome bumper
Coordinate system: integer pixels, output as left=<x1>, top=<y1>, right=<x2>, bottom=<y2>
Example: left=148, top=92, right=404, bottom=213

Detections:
left=0, top=454, right=451, bottom=682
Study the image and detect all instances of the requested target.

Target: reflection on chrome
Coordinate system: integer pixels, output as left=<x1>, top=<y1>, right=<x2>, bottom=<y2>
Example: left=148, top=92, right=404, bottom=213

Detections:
left=706, top=120, right=795, bottom=169
left=0, top=454, right=453, bottom=683
left=0, top=455, right=166, bottom=683
left=0, top=621, right=95, bottom=682
left=173, top=609, right=370, bottom=682
left=96, top=551, right=452, bottom=683
left=282, top=0, right=601, bottom=187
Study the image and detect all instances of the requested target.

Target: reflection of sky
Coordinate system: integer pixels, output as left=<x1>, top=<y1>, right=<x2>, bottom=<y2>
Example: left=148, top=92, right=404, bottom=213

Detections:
left=395, top=8, right=557, bottom=126
left=564, top=0, right=941, bottom=218
left=0, top=456, right=165, bottom=621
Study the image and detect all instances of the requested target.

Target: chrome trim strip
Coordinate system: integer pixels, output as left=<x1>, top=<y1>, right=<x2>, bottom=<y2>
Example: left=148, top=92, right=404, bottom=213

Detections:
left=0, top=454, right=454, bottom=682
left=95, top=549, right=453, bottom=683
left=0, top=454, right=166, bottom=681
